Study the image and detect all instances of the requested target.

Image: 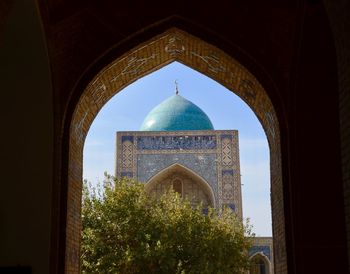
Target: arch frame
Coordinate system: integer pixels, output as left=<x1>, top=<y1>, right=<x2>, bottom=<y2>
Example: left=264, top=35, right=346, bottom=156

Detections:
left=144, top=163, right=216, bottom=208
left=62, top=27, right=288, bottom=273
left=249, top=252, right=273, bottom=274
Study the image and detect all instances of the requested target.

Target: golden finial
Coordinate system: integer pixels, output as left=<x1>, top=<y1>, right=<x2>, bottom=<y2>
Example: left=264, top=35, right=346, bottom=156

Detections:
left=175, top=80, right=179, bottom=95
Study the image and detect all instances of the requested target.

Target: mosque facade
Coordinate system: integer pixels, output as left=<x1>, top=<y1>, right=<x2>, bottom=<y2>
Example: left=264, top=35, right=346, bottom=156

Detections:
left=116, top=92, right=273, bottom=274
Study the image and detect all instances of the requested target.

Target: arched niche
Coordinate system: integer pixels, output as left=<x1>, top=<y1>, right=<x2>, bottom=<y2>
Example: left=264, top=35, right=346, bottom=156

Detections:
left=145, top=163, right=216, bottom=208
left=66, top=28, right=286, bottom=273
left=249, top=252, right=272, bottom=274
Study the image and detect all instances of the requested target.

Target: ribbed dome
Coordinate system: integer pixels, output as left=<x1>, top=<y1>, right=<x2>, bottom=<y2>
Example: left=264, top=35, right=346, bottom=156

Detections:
left=140, top=95, right=214, bottom=131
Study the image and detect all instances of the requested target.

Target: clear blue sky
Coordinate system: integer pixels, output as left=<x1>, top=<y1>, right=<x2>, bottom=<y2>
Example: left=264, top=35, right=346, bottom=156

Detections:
left=83, top=61, right=272, bottom=236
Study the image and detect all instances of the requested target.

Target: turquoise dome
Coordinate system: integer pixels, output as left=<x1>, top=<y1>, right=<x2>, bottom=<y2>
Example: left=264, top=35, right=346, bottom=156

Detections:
left=140, top=95, right=214, bottom=131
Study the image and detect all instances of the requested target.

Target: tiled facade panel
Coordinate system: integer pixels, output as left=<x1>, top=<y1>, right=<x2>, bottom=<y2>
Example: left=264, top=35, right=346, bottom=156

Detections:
left=137, top=153, right=218, bottom=200
left=116, top=130, right=240, bottom=211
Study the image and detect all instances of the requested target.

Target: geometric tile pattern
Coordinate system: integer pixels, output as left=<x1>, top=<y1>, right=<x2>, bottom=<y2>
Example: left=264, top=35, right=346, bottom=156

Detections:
left=222, top=172, right=235, bottom=203
left=121, top=140, right=133, bottom=169
left=137, top=135, right=217, bottom=150
left=249, top=245, right=271, bottom=259
left=221, top=136, right=233, bottom=166
left=116, top=129, right=242, bottom=217
left=218, top=133, right=242, bottom=218
left=136, top=153, right=218, bottom=201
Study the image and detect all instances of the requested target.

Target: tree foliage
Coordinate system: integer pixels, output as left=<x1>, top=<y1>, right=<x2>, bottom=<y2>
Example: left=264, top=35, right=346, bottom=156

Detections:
left=81, top=175, right=252, bottom=274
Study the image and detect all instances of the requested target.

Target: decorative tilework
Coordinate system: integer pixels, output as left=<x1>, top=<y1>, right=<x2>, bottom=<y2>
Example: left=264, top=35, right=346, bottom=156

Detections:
left=116, top=130, right=272, bottom=269
left=221, top=137, right=233, bottom=166
left=164, top=34, right=185, bottom=56
left=222, top=172, right=234, bottom=202
left=222, top=169, right=234, bottom=176
left=122, top=135, right=134, bottom=143
left=120, top=172, right=133, bottom=178
left=226, top=203, right=235, bottom=211
left=221, top=134, right=233, bottom=140
left=117, top=130, right=240, bottom=215
left=122, top=140, right=133, bottom=169
left=239, top=79, right=257, bottom=104
left=137, top=153, right=218, bottom=200
left=249, top=245, right=271, bottom=259
left=137, top=135, right=217, bottom=150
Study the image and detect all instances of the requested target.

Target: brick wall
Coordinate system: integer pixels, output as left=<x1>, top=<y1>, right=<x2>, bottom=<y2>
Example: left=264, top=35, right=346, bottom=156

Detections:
left=324, top=1, right=350, bottom=270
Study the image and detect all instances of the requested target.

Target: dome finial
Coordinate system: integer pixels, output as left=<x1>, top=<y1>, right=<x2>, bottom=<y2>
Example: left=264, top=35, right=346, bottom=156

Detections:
left=175, top=79, right=179, bottom=95
left=140, top=91, right=214, bottom=131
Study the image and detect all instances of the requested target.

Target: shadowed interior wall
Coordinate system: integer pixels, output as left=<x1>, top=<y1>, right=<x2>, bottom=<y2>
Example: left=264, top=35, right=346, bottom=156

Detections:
left=324, top=1, right=350, bottom=271
left=0, top=1, right=53, bottom=273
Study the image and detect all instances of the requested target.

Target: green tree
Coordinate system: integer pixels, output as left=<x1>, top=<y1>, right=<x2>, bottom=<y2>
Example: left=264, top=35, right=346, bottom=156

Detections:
left=81, top=175, right=253, bottom=274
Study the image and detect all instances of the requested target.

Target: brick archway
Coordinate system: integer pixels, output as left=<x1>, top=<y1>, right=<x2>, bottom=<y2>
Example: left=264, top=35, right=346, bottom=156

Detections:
left=66, top=28, right=286, bottom=273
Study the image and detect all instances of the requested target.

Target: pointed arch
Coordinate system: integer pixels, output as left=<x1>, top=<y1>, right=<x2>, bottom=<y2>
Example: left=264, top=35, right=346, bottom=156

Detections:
left=144, top=163, right=216, bottom=207
left=64, top=27, right=286, bottom=273
left=249, top=252, right=272, bottom=274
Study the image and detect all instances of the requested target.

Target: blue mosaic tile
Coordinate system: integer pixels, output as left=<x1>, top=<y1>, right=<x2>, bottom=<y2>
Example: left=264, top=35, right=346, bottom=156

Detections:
left=137, top=153, right=218, bottom=201
left=222, top=203, right=235, bottom=212
left=122, top=136, right=134, bottom=143
left=222, top=169, right=234, bottom=176
left=120, top=172, right=133, bottom=178
left=137, top=135, right=217, bottom=150
left=228, top=203, right=235, bottom=211
left=221, top=134, right=233, bottom=140
left=249, top=246, right=271, bottom=259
